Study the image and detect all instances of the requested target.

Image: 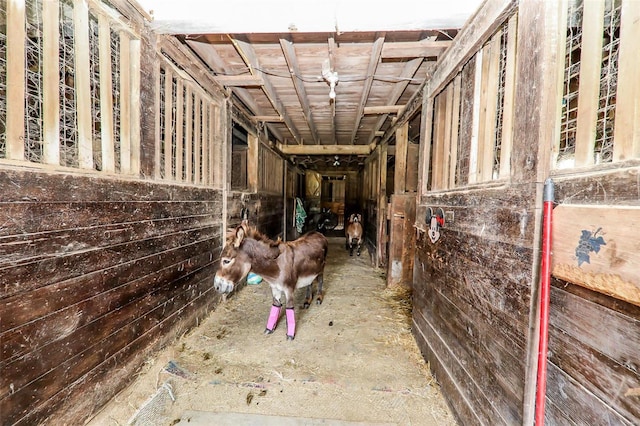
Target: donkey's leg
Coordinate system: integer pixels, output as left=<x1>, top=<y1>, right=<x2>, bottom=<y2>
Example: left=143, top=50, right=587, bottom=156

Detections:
left=303, top=285, right=314, bottom=309
left=284, top=287, right=296, bottom=340
left=315, top=273, right=324, bottom=305
left=265, top=288, right=283, bottom=334
left=356, top=239, right=361, bottom=256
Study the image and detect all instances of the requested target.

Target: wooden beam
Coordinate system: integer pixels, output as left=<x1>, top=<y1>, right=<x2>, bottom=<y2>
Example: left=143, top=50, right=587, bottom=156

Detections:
left=280, top=38, right=320, bottom=144
left=364, top=105, right=405, bottom=115
left=381, top=40, right=452, bottom=59
left=99, top=15, right=115, bottom=173
left=213, top=75, right=264, bottom=87
left=230, top=36, right=303, bottom=144
left=186, top=39, right=285, bottom=142
left=366, top=58, right=423, bottom=145
left=350, top=36, right=385, bottom=145
left=252, top=115, right=283, bottom=122
left=328, top=36, right=338, bottom=144
left=277, top=142, right=375, bottom=156
left=498, top=13, right=517, bottom=179
left=394, top=122, right=409, bottom=194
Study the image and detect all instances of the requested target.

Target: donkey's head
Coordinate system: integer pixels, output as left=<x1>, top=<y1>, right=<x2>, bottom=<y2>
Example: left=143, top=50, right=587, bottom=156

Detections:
left=348, top=213, right=362, bottom=223
left=213, top=225, right=252, bottom=294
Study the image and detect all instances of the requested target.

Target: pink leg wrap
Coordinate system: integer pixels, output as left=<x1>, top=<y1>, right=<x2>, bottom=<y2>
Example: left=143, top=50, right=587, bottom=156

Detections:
left=266, top=305, right=281, bottom=332
left=286, top=308, right=296, bottom=339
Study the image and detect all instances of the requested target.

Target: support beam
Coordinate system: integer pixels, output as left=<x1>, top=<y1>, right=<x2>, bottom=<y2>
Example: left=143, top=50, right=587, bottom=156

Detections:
left=381, top=40, right=452, bottom=59
left=230, top=36, right=304, bottom=144
left=364, top=105, right=405, bottom=115
left=252, top=115, right=284, bottom=122
left=277, top=142, right=376, bottom=156
left=213, top=75, right=264, bottom=86
left=350, top=36, right=385, bottom=145
left=280, top=38, right=321, bottom=144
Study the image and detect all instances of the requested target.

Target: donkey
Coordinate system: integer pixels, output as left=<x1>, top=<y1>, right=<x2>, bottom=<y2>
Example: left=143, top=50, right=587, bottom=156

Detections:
left=345, top=213, right=363, bottom=256
left=213, top=223, right=329, bottom=340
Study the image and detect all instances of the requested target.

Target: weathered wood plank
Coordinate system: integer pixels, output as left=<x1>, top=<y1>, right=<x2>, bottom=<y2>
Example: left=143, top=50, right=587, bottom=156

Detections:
left=74, top=0, right=94, bottom=169
left=6, top=0, right=26, bottom=160
left=43, top=0, right=61, bottom=165
left=551, top=204, right=640, bottom=307
left=98, top=15, right=115, bottom=172
left=119, top=31, right=132, bottom=174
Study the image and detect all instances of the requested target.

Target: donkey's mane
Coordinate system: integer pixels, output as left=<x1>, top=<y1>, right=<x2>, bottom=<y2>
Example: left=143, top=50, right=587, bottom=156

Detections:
left=244, top=225, right=282, bottom=247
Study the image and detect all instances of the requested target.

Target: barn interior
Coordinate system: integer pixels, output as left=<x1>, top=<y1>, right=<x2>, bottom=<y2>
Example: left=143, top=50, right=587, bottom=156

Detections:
left=1, top=0, right=639, bottom=425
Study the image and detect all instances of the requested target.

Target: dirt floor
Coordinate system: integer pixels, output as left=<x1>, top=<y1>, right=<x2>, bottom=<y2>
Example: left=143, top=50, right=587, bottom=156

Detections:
left=88, top=237, right=456, bottom=426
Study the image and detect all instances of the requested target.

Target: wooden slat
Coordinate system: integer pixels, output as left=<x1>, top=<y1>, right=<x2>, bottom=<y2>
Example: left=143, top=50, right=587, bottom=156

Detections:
left=552, top=204, right=640, bottom=307
left=74, top=0, right=93, bottom=169
left=163, top=68, right=173, bottom=179
left=201, top=103, right=209, bottom=186
left=185, top=86, right=193, bottom=182
left=499, top=14, right=518, bottom=179
left=418, top=92, right=434, bottom=196
left=574, top=0, right=605, bottom=167
left=613, top=0, right=640, bottom=161
left=119, top=31, right=131, bottom=173
left=43, top=0, right=61, bottom=165
left=276, top=142, right=375, bottom=156
left=209, top=105, right=216, bottom=186
left=363, top=105, right=405, bottom=115
left=448, top=75, right=462, bottom=188
left=430, top=93, right=446, bottom=190
left=441, top=83, right=454, bottom=189
left=213, top=75, right=263, bottom=86
left=381, top=40, right=452, bottom=59
left=6, top=0, right=26, bottom=161
left=480, top=31, right=501, bottom=182
left=154, top=62, right=162, bottom=179
left=468, top=49, right=483, bottom=184
left=175, top=79, right=184, bottom=181
left=194, top=95, right=201, bottom=184
left=98, top=15, right=115, bottom=172
left=130, top=39, right=141, bottom=175
left=394, top=122, right=409, bottom=194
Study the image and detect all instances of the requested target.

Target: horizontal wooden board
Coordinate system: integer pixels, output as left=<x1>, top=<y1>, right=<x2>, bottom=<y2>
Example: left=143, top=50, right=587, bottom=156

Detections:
left=551, top=204, right=640, bottom=307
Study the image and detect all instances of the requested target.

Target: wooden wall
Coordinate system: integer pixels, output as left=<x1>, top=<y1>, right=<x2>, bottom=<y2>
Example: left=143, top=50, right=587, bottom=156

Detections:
left=412, top=0, right=640, bottom=425
left=226, top=191, right=284, bottom=238
left=0, top=168, right=223, bottom=425
left=544, top=169, right=640, bottom=424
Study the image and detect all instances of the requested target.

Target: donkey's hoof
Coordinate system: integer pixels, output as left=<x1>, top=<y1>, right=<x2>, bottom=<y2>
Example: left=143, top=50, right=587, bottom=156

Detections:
left=265, top=328, right=275, bottom=335
left=316, top=297, right=323, bottom=305
left=287, top=335, right=295, bottom=341
left=302, top=301, right=310, bottom=309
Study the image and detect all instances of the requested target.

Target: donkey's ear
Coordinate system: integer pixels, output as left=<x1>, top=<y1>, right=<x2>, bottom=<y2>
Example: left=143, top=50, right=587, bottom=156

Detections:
left=234, top=226, right=246, bottom=248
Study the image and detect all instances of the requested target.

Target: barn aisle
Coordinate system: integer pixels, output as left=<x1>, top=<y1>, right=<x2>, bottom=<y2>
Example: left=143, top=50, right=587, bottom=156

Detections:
left=88, top=238, right=455, bottom=426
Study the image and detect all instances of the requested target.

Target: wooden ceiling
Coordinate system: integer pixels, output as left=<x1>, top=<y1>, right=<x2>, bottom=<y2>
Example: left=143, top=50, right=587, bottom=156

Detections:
left=138, top=1, right=480, bottom=171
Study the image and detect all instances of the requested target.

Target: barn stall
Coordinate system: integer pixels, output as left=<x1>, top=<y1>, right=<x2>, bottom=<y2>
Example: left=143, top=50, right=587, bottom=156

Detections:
left=1, top=0, right=639, bottom=425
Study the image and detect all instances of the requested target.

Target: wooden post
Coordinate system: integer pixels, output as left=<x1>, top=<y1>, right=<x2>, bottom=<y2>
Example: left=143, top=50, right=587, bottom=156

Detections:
left=247, top=132, right=259, bottom=191
left=185, top=86, right=193, bottom=182
left=130, top=39, right=141, bottom=175
left=418, top=91, right=434, bottom=196
left=377, top=145, right=388, bottom=268
left=193, top=94, right=201, bottom=184
left=163, top=68, right=173, bottom=179
left=448, top=75, right=462, bottom=187
left=175, top=79, right=184, bottom=181
left=499, top=14, right=518, bottom=179
left=119, top=31, right=131, bottom=174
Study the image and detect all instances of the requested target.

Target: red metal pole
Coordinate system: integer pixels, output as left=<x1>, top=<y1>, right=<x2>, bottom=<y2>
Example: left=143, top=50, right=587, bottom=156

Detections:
left=535, top=178, right=554, bottom=426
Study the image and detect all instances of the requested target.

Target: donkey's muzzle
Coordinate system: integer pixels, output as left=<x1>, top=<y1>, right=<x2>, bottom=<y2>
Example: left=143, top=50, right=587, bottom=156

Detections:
left=214, top=275, right=234, bottom=293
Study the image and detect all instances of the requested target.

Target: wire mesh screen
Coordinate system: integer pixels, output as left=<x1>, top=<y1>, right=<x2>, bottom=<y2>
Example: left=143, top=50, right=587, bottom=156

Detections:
left=60, top=0, right=78, bottom=167
left=455, top=56, right=476, bottom=187
left=558, top=0, right=583, bottom=168
left=89, top=14, right=101, bottom=170
left=25, top=0, right=44, bottom=163
left=170, top=76, right=177, bottom=179
left=594, top=0, right=620, bottom=164
left=493, top=21, right=510, bottom=180
left=0, top=2, right=7, bottom=159
left=111, top=27, right=121, bottom=172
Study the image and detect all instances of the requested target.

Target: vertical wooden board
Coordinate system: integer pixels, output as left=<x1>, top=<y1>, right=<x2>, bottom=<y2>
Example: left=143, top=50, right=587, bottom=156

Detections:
left=613, top=0, right=640, bottom=161
left=185, top=86, right=193, bottom=182
left=393, top=122, right=408, bottom=194
left=208, top=105, right=215, bottom=186
left=468, top=49, right=483, bottom=184
left=201, top=103, right=209, bottom=186
left=419, top=95, right=434, bottom=195
left=551, top=204, right=640, bottom=307
left=574, top=0, right=605, bottom=167
left=6, top=0, right=26, bottom=160
left=153, top=62, right=161, bottom=179
left=74, top=0, right=93, bottom=169
left=448, top=75, right=462, bottom=187
left=431, top=93, right=446, bottom=190
left=441, top=83, right=454, bottom=189
left=499, top=14, right=518, bottom=179
left=175, top=79, right=184, bottom=181
left=129, top=39, right=141, bottom=175
left=98, top=15, right=114, bottom=172
left=193, top=95, right=201, bottom=184
left=163, top=69, right=173, bottom=179
left=119, top=31, right=131, bottom=174
left=43, top=0, right=60, bottom=165
left=406, top=143, right=419, bottom=192
left=481, top=31, right=501, bottom=182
